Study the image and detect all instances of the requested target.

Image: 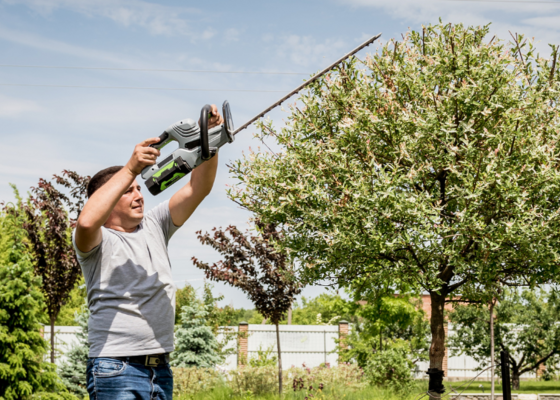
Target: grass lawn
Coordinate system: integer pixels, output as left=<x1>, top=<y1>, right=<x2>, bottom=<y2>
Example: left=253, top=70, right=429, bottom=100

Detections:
left=176, top=385, right=429, bottom=400
left=173, top=383, right=438, bottom=400
left=449, top=379, right=560, bottom=394
left=176, top=380, right=560, bottom=399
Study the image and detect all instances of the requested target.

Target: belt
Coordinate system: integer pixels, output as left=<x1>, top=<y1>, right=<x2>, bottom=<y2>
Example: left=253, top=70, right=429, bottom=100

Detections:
left=112, top=353, right=170, bottom=367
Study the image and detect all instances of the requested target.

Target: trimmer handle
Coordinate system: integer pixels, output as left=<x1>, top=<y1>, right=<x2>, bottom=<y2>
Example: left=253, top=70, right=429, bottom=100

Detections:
left=149, top=132, right=170, bottom=150
left=200, top=104, right=215, bottom=161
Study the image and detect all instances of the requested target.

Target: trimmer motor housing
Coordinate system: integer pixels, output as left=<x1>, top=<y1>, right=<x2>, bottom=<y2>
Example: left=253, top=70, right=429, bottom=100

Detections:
left=141, top=101, right=234, bottom=195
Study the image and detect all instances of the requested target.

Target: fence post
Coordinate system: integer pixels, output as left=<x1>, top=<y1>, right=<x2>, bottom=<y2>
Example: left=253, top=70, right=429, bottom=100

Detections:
left=238, top=321, right=249, bottom=366
left=338, top=320, right=349, bottom=362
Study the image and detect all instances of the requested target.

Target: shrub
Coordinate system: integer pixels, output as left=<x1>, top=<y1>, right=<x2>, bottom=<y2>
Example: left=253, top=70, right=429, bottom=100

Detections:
left=0, top=209, right=63, bottom=399
left=286, top=363, right=366, bottom=394
left=30, top=393, right=79, bottom=400
left=58, top=304, right=89, bottom=397
left=364, top=346, right=414, bottom=392
left=248, top=345, right=277, bottom=368
left=172, top=367, right=224, bottom=397
left=229, top=366, right=278, bottom=396
left=172, top=303, right=223, bottom=368
left=228, top=363, right=366, bottom=396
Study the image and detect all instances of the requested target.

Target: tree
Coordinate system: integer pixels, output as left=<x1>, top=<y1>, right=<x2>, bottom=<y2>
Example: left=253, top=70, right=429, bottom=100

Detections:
left=193, top=221, right=302, bottom=396
left=290, top=292, right=353, bottom=325
left=0, top=205, right=63, bottom=399
left=58, top=304, right=90, bottom=398
left=175, top=283, right=197, bottom=325
left=448, top=288, right=560, bottom=390
left=339, top=294, right=430, bottom=369
left=22, top=171, right=89, bottom=363
left=228, top=22, right=560, bottom=396
left=172, top=301, right=223, bottom=368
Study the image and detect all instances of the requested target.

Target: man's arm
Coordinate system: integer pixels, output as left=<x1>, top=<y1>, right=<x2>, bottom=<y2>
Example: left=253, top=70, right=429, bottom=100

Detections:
left=169, top=155, right=218, bottom=227
left=169, top=104, right=223, bottom=227
left=75, top=138, right=161, bottom=253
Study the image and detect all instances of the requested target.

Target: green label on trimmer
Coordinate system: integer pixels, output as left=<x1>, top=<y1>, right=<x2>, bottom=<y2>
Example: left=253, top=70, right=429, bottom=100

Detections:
left=160, top=173, right=186, bottom=190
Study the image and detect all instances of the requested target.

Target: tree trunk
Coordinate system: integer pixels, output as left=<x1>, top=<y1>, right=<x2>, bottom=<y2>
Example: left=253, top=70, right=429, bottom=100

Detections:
left=379, top=330, right=383, bottom=351
left=428, top=291, right=446, bottom=398
left=490, top=299, right=495, bottom=400
left=511, top=369, right=520, bottom=391
left=276, top=322, right=283, bottom=396
left=50, top=314, right=56, bottom=364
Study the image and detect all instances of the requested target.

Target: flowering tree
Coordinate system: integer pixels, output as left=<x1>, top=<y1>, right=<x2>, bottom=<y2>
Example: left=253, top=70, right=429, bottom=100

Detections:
left=228, top=22, right=560, bottom=396
left=193, top=221, right=302, bottom=395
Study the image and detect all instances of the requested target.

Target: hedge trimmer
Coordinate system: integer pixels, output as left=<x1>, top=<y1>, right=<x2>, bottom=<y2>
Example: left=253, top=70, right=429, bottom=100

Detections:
left=142, top=33, right=382, bottom=195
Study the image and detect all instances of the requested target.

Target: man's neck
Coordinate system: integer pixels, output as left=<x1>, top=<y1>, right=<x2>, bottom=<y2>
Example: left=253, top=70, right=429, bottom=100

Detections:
left=104, top=223, right=138, bottom=233
left=104, top=217, right=141, bottom=233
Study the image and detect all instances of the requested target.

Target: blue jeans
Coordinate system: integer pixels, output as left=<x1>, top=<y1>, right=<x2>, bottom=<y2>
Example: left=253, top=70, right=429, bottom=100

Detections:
left=86, top=357, right=173, bottom=400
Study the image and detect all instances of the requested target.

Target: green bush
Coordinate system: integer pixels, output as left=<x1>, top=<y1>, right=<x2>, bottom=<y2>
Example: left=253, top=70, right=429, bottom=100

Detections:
left=0, top=208, right=64, bottom=399
left=172, top=367, right=225, bottom=397
left=228, top=363, right=366, bottom=397
left=172, top=303, right=223, bottom=368
left=364, top=346, right=414, bottom=392
left=229, top=366, right=278, bottom=396
left=248, top=346, right=277, bottom=368
left=30, top=393, right=80, bottom=400
left=58, top=304, right=89, bottom=398
left=286, top=363, right=366, bottom=394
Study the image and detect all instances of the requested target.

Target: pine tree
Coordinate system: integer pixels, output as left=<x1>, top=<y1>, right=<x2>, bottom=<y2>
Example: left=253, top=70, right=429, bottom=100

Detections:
left=58, top=304, right=89, bottom=397
left=0, top=207, right=63, bottom=399
left=171, top=302, right=223, bottom=368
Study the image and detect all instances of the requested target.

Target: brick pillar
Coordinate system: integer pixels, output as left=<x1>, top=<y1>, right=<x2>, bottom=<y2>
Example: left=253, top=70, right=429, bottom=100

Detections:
left=338, top=320, right=349, bottom=359
left=443, top=322, right=449, bottom=379
left=238, top=321, right=248, bottom=366
left=537, top=363, right=546, bottom=378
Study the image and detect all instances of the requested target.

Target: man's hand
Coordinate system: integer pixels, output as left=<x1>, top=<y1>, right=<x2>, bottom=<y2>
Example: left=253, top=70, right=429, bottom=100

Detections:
left=199, top=104, right=224, bottom=129
left=125, top=138, right=162, bottom=176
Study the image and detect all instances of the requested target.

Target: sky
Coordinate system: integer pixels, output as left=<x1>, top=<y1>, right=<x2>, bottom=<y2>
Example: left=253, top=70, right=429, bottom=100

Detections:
left=1, top=0, right=560, bottom=308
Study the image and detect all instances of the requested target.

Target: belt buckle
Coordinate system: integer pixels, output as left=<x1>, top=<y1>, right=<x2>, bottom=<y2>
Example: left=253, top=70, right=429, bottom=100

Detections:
left=145, top=355, right=161, bottom=367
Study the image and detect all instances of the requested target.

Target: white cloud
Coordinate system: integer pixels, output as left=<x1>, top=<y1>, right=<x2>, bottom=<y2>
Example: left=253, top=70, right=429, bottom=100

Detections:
left=333, top=0, right=560, bottom=55
left=1, top=0, right=207, bottom=37
left=0, top=25, right=132, bottom=66
left=0, top=94, right=42, bottom=117
left=275, top=35, right=347, bottom=68
left=224, top=28, right=240, bottom=42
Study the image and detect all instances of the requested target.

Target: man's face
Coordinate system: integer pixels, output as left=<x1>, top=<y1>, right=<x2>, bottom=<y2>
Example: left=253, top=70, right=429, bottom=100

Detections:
left=112, top=180, right=144, bottom=226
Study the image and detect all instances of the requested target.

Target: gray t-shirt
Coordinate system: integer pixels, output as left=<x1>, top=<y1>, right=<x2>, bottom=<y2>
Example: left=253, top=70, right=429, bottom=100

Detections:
left=72, top=201, right=180, bottom=358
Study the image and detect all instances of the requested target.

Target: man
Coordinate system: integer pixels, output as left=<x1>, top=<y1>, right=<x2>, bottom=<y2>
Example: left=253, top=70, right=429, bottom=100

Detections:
left=73, top=105, right=223, bottom=400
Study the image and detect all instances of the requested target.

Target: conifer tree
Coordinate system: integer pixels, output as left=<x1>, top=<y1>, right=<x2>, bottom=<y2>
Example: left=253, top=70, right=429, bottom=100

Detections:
left=58, top=304, right=90, bottom=398
left=171, top=302, right=223, bottom=368
left=0, top=206, right=62, bottom=399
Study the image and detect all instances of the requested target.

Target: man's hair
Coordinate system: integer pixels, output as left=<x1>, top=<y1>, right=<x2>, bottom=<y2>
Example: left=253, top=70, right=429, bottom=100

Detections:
left=87, top=166, right=123, bottom=198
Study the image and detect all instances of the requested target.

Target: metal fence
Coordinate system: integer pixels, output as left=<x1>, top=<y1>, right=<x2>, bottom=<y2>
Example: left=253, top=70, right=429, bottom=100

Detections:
left=42, top=324, right=340, bottom=370
left=42, top=325, right=81, bottom=366
left=43, top=323, right=552, bottom=378
left=244, top=324, right=340, bottom=370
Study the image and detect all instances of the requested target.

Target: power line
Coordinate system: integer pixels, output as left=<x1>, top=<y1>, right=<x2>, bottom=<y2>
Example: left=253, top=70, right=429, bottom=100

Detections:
left=0, top=83, right=288, bottom=92
left=0, top=64, right=308, bottom=75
